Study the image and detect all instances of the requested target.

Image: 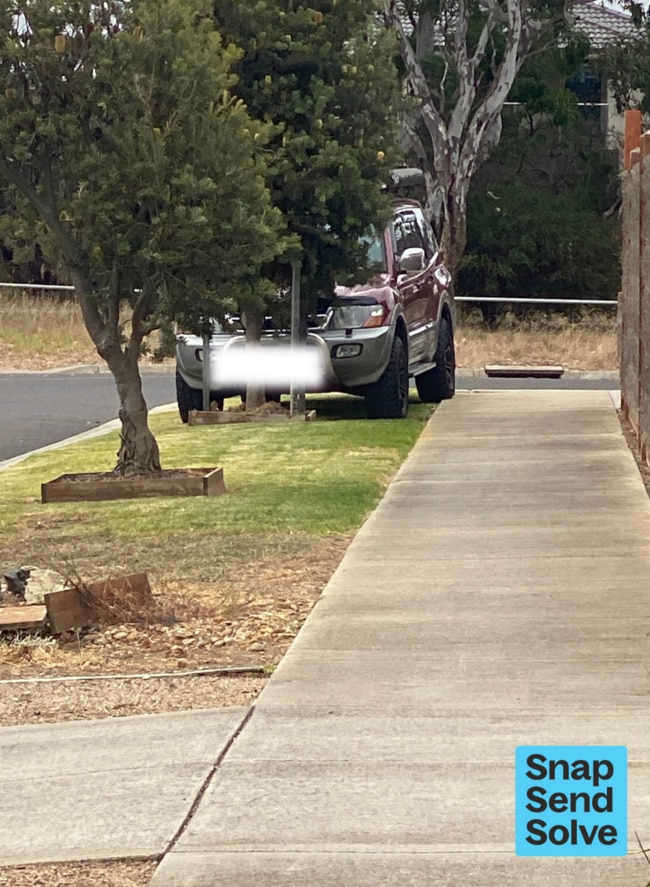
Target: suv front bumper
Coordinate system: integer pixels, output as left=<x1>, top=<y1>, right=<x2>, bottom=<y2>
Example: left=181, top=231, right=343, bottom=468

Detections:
left=175, top=324, right=395, bottom=394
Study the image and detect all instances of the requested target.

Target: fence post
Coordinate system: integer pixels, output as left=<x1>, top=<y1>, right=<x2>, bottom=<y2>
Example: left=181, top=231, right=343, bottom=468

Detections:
left=621, top=110, right=643, bottom=425
left=625, top=110, right=642, bottom=171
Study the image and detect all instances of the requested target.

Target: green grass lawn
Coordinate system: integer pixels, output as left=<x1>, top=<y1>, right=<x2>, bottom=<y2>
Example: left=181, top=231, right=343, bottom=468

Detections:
left=0, top=394, right=435, bottom=582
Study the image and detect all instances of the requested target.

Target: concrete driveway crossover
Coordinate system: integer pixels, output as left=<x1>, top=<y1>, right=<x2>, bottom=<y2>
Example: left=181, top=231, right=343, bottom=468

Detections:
left=151, top=391, right=650, bottom=886
left=0, top=708, right=249, bottom=865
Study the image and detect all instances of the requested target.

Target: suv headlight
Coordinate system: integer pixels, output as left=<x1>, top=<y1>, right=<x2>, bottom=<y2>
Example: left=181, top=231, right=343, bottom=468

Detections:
left=325, top=300, right=388, bottom=330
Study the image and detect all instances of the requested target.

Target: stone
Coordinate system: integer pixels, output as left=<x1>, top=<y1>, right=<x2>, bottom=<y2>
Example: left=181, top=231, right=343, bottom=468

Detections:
left=20, top=566, right=67, bottom=604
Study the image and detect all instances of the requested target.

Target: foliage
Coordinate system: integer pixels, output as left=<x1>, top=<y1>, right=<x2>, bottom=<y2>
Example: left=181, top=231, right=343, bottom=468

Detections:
left=457, top=74, right=621, bottom=303
left=605, top=23, right=650, bottom=116
left=385, top=0, right=577, bottom=275
left=508, top=40, right=589, bottom=130
left=459, top=185, right=620, bottom=300
left=0, top=0, right=283, bottom=329
left=214, top=0, right=401, bottom=304
left=0, top=0, right=284, bottom=472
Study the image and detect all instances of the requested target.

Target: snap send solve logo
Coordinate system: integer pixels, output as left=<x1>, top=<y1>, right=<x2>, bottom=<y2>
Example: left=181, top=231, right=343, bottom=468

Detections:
left=515, top=746, right=627, bottom=856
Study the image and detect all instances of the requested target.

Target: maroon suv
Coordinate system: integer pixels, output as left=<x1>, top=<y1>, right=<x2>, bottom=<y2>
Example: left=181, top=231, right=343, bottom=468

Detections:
left=175, top=197, right=455, bottom=420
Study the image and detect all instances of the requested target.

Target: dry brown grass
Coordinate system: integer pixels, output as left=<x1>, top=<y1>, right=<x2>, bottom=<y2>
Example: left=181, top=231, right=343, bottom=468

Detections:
left=0, top=672, right=266, bottom=727
left=0, top=859, right=157, bottom=887
left=456, top=307, right=617, bottom=370
left=0, top=291, right=169, bottom=370
left=0, top=536, right=351, bottom=720
left=0, top=291, right=99, bottom=369
left=1, top=291, right=619, bottom=372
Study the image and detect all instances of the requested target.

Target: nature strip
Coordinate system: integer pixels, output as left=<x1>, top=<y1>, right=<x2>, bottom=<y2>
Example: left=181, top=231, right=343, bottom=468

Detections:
left=0, top=665, right=267, bottom=685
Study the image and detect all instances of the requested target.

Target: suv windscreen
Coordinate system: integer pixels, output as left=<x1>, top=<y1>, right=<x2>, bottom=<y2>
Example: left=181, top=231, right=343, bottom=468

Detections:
left=393, top=209, right=426, bottom=260
left=362, top=232, right=387, bottom=272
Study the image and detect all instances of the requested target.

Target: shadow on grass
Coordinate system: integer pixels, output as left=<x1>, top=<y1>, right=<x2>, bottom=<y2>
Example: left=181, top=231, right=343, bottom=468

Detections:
left=304, top=391, right=422, bottom=421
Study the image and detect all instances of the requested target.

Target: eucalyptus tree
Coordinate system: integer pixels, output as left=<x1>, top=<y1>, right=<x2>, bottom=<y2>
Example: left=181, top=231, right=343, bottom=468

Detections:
left=385, top=0, right=574, bottom=274
left=214, top=0, right=402, bottom=409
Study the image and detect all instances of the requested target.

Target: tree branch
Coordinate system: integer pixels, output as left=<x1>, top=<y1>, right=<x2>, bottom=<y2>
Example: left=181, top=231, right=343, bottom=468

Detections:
left=471, top=9, right=496, bottom=73
left=384, top=0, right=449, bottom=157
left=107, top=259, right=121, bottom=341
left=457, top=0, right=525, bottom=180
left=404, top=118, right=440, bottom=223
left=68, top=270, right=110, bottom=357
left=0, top=157, right=82, bottom=269
left=384, top=0, right=434, bottom=106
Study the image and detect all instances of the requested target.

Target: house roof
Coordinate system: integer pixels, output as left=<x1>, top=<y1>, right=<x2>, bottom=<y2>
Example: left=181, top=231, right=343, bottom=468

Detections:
left=397, top=0, right=639, bottom=51
left=572, top=0, right=639, bottom=50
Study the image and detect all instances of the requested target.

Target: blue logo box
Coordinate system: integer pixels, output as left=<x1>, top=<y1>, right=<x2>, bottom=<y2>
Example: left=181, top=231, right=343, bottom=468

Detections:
left=515, top=745, right=627, bottom=856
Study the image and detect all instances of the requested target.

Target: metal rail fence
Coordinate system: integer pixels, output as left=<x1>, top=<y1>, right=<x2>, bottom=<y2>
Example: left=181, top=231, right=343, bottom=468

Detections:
left=456, top=296, right=617, bottom=306
left=0, top=281, right=74, bottom=292
left=0, top=282, right=618, bottom=308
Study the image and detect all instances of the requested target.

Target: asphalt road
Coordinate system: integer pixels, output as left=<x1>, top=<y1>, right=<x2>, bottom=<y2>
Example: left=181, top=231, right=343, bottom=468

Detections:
left=0, top=368, right=619, bottom=463
left=0, top=369, right=176, bottom=463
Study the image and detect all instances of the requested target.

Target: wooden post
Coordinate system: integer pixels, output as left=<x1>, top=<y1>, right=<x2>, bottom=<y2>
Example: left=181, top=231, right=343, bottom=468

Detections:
left=625, top=110, right=642, bottom=171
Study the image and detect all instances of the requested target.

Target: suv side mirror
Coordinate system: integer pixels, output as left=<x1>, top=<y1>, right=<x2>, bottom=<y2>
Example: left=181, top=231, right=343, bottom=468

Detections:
left=399, top=247, right=425, bottom=274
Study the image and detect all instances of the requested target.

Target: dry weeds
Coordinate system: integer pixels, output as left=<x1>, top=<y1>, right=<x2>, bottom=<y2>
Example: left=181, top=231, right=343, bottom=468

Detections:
left=618, top=411, right=650, bottom=493
left=1, top=293, right=619, bottom=372
left=0, top=859, right=157, bottom=887
left=455, top=308, right=617, bottom=370
left=0, top=293, right=99, bottom=370
left=0, top=292, right=170, bottom=370
left=0, top=539, right=351, bottom=722
left=0, top=673, right=266, bottom=727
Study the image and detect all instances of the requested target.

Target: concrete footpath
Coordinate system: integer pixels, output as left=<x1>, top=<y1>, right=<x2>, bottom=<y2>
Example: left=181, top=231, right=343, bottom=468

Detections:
left=3, top=389, right=650, bottom=885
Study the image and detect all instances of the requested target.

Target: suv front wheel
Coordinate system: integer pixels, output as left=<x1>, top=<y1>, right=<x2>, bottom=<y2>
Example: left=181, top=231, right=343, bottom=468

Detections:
left=415, top=316, right=455, bottom=402
left=365, top=336, right=409, bottom=419
left=176, top=371, right=224, bottom=423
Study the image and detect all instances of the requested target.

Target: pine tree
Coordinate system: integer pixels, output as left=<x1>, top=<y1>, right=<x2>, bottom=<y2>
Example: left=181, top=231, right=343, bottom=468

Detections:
left=214, top=1, right=401, bottom=308
left=0, top=0, right=283, bottom=473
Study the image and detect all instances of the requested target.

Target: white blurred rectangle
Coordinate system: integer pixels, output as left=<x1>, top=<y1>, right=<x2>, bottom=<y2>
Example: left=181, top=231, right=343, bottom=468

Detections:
left=210, top=344, right=324, bottom=389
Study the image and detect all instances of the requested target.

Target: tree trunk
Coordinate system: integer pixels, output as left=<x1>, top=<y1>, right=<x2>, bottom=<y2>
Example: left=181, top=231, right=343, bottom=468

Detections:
left=244, top=307, right=266, bottom=412
left=385, top=0, right=543, bottom=283
left=443, top=186, right=469, bottom=279
left=109, top=349, right=162, bottom=476
left=71, top=272, right=161, bottom=476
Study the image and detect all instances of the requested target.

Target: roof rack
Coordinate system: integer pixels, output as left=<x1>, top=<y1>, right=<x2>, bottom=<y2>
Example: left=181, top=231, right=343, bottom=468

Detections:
left=385, top=167, right=425, bottom=193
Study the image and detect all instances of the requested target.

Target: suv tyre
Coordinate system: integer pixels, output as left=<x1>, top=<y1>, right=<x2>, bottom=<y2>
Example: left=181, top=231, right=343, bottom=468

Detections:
left=176, top=371, right=225, bottom=422
left=365, top=336, right=409, bottom=419
left=415, top=316, right=455, bottom=402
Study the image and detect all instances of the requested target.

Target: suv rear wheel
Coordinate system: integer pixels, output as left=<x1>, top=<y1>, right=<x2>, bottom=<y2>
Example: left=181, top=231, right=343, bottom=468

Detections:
left=415, top=316, right=455, bottom=402
left=365, top=336, right=409, bottom=419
